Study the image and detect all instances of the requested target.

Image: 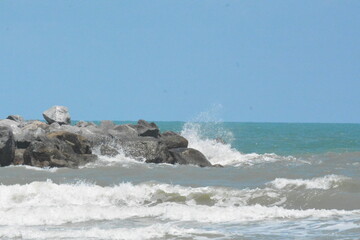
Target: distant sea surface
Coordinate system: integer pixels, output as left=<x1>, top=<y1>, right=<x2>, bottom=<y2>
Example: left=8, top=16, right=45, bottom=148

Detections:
left=1, top=121, right=360, bottom=239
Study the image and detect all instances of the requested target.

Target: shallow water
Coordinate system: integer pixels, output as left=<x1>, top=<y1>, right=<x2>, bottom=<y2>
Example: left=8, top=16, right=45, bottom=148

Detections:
left=0, top=121, right=359, bottom=239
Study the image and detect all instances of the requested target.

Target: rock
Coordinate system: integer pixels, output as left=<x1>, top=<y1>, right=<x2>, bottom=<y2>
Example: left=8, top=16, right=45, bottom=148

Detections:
left=23, top=132, right=96, bottom=168
left=0, top=126, right=15, bottom=166
left=75, top=121, right=96, bottom=128
left=169, top=148, right=212, bottom=167
left=7, top=115, right=24, bottom=123
left=130, top=120, right=160, bottom=138
left=42, top=106, right=71, bottom=125
left=0, top=119, right=22, bottom=136
left=99, top=145, right=119, bottom=157
left=14, top=149, right=25, bottom=165
left=16, top=121, right=48, bottom=149
left=117, top=137, right=171, bottom=163
left=47, top=131, right=92, bottom=154
left=160, top=131, right=188, bottom=149
left=112, top=124, right=138, bottom=138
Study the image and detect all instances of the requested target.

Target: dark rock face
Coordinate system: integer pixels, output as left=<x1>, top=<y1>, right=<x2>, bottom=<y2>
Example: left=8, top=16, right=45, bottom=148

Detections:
left=43, top=106, right=71, bottom=125
left=0, top=106, right=214, bottom=168
left=130, top=120, right=160, bottom=138
left=0, top=126, right=15, bottom=166
left=23, top=132, right=96, bottom=168
left=169, top=148, right=212, bottom=167
left=160, top=131, right=188, bottom=149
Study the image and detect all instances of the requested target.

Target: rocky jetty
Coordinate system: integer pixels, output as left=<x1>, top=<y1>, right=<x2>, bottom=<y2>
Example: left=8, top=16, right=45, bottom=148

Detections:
left=0, top=106, right=215, bottom=168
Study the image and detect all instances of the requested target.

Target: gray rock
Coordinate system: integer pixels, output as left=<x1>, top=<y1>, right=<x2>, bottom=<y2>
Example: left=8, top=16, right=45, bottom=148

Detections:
left=112, top=124, right=138, bottom=138
left=75, top=121, right=96, bottom=128
left=99, top=145, right=119, bottom=157
left=7, top=115, right=24, bottom=123
left=117, top=137, right=171, bottom=163
left=0, top=119, right=22, bottom=136
left=0, top=126, right=15, bottom=166
left=160, top=131, right=188, bottom=149
left=169, top=148, right=212, bottom=167
left=42, top=106, right=71, bottom=125
left=130, top=120, right=160, bottom=138
left=16, top=121, right=48, bottom=149
left=14, top=149, right=25, bottom=165
left=23, top=131, right=96, bottom=168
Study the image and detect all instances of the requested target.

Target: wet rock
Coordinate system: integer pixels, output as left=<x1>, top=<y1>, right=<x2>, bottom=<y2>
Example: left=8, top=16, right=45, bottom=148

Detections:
left=14, top=149, right=25, bottom=165
left=160, top=131, right=188, bottom=149
left=0, top=126, right=15, bottom=166
left=169, top=148, right=212, bottom=167
left=23, top=132, right=96, bottom=168
left=117, top=137, right=171, bottom=163
left=42, top=106, right=71, bottom=125
left=100, top=145, right=119, bottom=157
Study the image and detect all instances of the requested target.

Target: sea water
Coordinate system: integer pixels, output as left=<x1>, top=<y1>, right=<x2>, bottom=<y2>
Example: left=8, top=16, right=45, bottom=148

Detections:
left=0, top=121, right=360, bottom=239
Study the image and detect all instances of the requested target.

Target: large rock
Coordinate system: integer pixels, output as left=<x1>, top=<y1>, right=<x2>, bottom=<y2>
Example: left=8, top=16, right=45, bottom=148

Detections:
left=116, top=137, right=171, bottom=163
left=160, top=131, right=188, bottom=149
left=47, top=131, right=92, bottom=154
left=130, top=120, right=160, bottom=138
left=16, top=120, right=48, bottom=148
left=0, top=119, right=22, bottom=136
left=23, top=131, right=96, bottom=168
left=169, top=148, right=212, bottom=167
left=0, top=126, right=15, bottom=166
left=43, top=106, right=71, bottom=125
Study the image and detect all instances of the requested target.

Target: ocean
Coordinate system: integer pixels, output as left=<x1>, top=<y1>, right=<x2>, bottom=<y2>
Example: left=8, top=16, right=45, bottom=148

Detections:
left=0, top=121, right=360, bottom=239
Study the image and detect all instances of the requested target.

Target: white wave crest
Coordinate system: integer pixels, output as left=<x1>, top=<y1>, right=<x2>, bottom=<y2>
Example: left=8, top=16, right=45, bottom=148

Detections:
left=181, top=122, right=295, bottom=166
left=269, top=175, right=350, bottom=190
left=0, top=181, right=358, bottom=226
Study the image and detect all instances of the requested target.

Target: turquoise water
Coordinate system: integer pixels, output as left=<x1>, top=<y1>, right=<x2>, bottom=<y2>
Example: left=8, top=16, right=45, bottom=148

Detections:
left=1, top=121, right=360, bottom=239
left=156, top=121, right=360, bottom=155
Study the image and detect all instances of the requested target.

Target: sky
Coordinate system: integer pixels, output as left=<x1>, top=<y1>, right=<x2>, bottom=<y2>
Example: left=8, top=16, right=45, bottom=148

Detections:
left=0, top=0, right=359, bottom=123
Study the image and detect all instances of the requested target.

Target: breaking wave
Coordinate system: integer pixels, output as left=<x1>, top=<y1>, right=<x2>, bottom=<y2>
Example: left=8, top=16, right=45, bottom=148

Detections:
left=0, top=180, right=359, bottom=226
left=181, top=122, right=295, bottom=166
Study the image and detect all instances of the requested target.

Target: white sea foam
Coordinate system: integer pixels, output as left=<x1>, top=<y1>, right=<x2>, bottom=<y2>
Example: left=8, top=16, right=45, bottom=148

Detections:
left=269, top=175, right=350, bottom=190
left=0, top=181, right=358, bottom=226
left=181, top=122, right=295, bottom=166
left=0, top=224, right=219, bottom=240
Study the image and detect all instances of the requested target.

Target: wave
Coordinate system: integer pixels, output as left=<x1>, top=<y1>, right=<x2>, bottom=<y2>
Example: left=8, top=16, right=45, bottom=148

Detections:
left=0, top=224, right=220, bottom=240
left=269, top=175, right=350, bottom=190
left=0, top=180, right=358, bottom=226
left=181, top=122, right=296, bottom=166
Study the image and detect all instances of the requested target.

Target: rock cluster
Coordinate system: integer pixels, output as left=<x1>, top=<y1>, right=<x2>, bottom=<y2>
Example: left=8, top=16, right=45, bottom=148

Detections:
left=0, top=106, right=216, bottom=168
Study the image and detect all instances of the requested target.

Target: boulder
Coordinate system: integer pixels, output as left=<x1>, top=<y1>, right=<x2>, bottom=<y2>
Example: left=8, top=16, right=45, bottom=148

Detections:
left=42, top=106, right=71, bottom=125
left=99, top=145, right=119, bottom=157
left=112, top=124, right=138, bottom=138
left=47, top=131, right=92, bottom=154
left=130, top=120, right=160, bottom=138
left=7, top=115, right=24, bottom=123
left=169, top=148, right=212, bottom=167
left=116, top=137, right=171, bottom=163
left=16, top=121, right=48, bottom=149
left=14, top=149, right=25, bottom=165
left=160, top=131, right=188, bottom=149
left=0, top=119, right=22, bottom=136
left=23, top=132, right=96, bottom=168
left=0, top=126, right=15, bottom=166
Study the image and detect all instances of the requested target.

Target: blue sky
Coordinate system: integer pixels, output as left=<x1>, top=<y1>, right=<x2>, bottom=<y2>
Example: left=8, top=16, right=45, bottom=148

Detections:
left=1, top=1, right=359, bottom=122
